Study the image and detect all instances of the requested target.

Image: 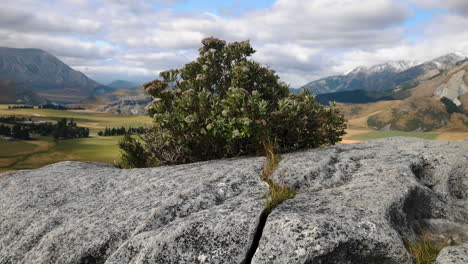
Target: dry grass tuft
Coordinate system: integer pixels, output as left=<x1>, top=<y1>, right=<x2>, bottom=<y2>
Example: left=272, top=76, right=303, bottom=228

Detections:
left=261, top=140, right=296, bottom=213
left=407, top=234, right=447, bottom=264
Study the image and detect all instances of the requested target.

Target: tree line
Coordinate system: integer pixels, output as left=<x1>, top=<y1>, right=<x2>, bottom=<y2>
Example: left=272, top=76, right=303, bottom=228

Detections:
left=7, top=104, right=85, bottom=110
left=0, top=124, right=31, bottom=140
left=38, top=104, right=85, bottom=110
left=0, top=118, right=89, bottom=140
left=98, top=126, right=147, bottom=136
left=8, top=105, right=34, bottom=109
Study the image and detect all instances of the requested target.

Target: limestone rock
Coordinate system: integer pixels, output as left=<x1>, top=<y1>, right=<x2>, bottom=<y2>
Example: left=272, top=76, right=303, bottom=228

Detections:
left=0, top=137, right=467, bottom=263
left=0, top=158, right=267, bottom=264
left=436, top=244, right=468, bottom=264
left=254, top=137, right=468, bottom=263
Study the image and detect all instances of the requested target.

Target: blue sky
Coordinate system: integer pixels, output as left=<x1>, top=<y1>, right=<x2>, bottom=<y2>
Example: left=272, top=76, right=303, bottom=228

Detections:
left=1, top=0, right=468, bottom=86
left=163, top=0, right=277, bottom=15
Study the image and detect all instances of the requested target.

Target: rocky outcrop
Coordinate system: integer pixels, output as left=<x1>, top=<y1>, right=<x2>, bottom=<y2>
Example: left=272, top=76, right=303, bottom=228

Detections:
left=437, top=244, right=468, bottom=264
left=0, top=137, right=467, bottom=263
left=256, top=137, right=467, bottom=263
left=99, top=98, right=151, bottom=116
left=434, top=67, right=468, bottom=106
left=0, top=158, right=268, bottom=263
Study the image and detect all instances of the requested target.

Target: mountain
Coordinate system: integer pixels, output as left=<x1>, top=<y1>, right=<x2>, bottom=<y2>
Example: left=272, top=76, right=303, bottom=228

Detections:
left=0, top=47, right=113, bottom=103
left=73, top=85, right=151, bottom=114
left=403, top=60, right=468, bottom=106
left=302, top=53, right=467, bottom=95
left=98, top=98, right=151, bottom=115
left=107, top=80, right=138, bottom=89
left=302, top=60, right=417, bottom=94
left=0, top=80, right=46, bottom=105
left=96, top=86, right=151, bottom=115
left=327, top=55, right=468, bottom=132
left=315, top=90, right=393, bottom=105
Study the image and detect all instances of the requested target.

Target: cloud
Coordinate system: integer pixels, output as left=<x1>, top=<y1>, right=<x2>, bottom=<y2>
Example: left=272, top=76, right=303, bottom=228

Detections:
left=414, top=0, right=468, bottom=16
left=0, top=0, right=466, bottom=87
left=0, top=5, right=101, bottom=35
left=0, top=29, right=119, bottom=59
left=330, top=12, right=468, bottom=76
left=135, top=0, right=411, bottom=50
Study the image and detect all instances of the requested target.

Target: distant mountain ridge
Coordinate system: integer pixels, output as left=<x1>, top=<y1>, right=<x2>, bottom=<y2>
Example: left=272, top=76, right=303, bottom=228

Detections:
left=302, top=52, right=467, bottom=95
left=0, top=47, right=114, bottom=103
left=107, top=80, right=138, bottom=89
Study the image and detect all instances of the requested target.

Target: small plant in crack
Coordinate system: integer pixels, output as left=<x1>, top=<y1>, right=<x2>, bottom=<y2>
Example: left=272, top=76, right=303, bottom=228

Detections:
left=261, top=140, right=296, bottom=214
left=407, top=234, right=447, bottom=264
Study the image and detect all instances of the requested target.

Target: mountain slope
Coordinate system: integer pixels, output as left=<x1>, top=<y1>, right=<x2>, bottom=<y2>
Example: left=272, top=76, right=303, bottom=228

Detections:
left=332, top=57, right=468, bottom=132
left=315, top=90, right=394, bottom=105
left=0, top=47, right=113, bottom=103
left=0, top=80, right=46, bottom=105
left=107, top=80, right=138, bottom=89
left=406, top=60, right=468, bottom=106
left=303, top=53, right=467, bottom=95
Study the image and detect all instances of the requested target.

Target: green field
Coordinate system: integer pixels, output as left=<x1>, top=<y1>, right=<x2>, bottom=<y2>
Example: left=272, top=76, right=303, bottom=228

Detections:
left=0, top=105, right=151, bottom=172
left=0, top=140, right=37, bottom=157
left=0, top=105, right=151, bottom=135
left=56, top=136, right=121, bottom=163
left=348, top=130, right=439, bottom=140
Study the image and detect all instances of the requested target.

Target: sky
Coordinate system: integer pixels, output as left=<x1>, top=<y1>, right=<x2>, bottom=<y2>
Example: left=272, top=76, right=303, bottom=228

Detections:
left=1, top=0, right=468, bottom=87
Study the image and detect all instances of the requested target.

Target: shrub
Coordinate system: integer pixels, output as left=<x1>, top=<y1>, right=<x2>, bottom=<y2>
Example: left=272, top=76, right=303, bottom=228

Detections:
left=120, top=37, right=346, bottom=168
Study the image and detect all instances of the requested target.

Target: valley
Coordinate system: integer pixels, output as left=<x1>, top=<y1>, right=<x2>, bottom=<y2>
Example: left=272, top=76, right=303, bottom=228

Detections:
left=0, top=103, right=465, bottom=173
left=0, top=105, right=151, bottom=172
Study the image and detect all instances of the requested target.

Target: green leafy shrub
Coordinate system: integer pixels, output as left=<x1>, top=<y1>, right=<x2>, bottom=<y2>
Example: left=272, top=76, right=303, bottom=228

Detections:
left=120, top=37, right=346, bottom=168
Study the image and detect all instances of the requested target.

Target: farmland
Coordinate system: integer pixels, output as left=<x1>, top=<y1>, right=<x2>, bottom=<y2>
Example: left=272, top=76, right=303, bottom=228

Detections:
left=0, top=105, right=151, bottom=172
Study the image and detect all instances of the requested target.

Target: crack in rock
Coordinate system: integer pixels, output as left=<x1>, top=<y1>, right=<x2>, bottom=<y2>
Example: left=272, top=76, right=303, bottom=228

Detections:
left=250, top=138, right=468, bottom=263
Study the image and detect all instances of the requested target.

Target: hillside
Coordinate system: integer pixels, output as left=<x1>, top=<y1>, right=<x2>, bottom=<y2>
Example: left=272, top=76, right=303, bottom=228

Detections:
left=96, top=86, right=150, bottom=115
left=303, top=53, right=466, bottom=95
left=0, top=47, right=112, bottom=103
left=367, top=97, right=447, bottom=131
left=0, top=80, right=46, bottom=105
left=308, top=53, right=468, bottom=132
left=107, top=80, right=138, bottom=89
left=405, top=60, right=468, bottom=106
left=315, top=89, right=394, bottom=105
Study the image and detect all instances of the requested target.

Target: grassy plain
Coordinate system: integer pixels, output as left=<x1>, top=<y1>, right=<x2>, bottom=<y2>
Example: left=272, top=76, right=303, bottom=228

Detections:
left=0, top=105, right=151, bottom=172
left=0, top=105, right=151, bottom=133
left=348, top=130, right=439, bottom=141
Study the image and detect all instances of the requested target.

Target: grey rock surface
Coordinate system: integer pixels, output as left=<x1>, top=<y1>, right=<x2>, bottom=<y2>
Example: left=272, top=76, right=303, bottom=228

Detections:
left=0, top=137, right=467, bottom=264
left=0, top=158, right=267, bottom=264
left=436, top=243, right=468, bottom=264
left=255, top=137, right=468, bottom=263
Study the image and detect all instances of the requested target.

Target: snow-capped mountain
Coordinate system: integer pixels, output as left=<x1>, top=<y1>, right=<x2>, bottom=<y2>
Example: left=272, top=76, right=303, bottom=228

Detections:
left=346, top=61, right=417, bottom=76
left=302, top=52, right=467, bottom=94
left=431, top=52, right=466, bottom=67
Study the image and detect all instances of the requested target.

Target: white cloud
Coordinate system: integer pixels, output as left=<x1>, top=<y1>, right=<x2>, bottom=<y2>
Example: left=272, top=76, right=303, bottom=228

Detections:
left=0, top=0, right=466, bottom=87
left=0, top=29, right=119, bottom=59
left=0, top=5, right=101, bottom=35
